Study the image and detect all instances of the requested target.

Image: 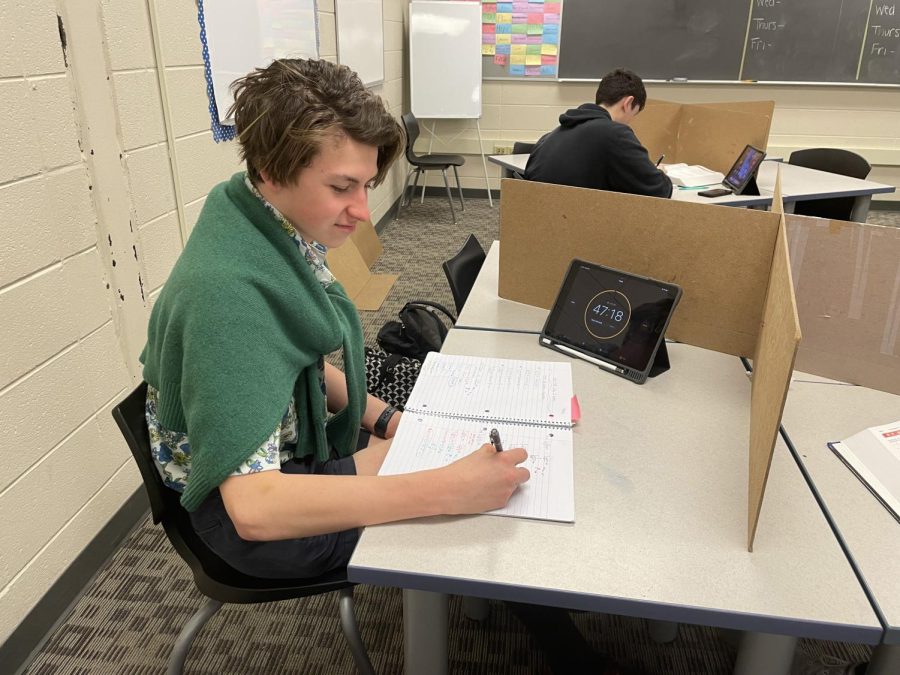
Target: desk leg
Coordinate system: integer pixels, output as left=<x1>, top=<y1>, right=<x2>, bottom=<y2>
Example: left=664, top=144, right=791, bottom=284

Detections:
left=733, top=632, right=797, bottom=675
left=403, top=589, right=449, bottom=675
left=850, top=195, right=872, bottom=223
left=462, top=596, right=490, bottom=622
left=868, top=643, right=900, bottom=675
left=647, top=619, right=679, bottom=643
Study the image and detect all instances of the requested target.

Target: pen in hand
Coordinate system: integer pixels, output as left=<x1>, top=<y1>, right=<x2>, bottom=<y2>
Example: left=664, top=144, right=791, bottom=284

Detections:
left=489, top=428, right=504, bottom=452
left=655, top=154, right=665, bottom=167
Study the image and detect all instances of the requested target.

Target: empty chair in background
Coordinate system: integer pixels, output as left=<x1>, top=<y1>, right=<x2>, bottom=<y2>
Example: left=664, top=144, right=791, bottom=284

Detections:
left=398, top=112, right=466, bottom=223
left=500, top=141, right=537, bottom=179
left=788, top=148, right=872, bottom=222
left=442, top=234, right=487, bottom=314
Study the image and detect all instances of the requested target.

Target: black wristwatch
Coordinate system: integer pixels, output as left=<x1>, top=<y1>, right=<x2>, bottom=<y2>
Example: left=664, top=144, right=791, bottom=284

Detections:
left=374, top=404, right=400, bottom=439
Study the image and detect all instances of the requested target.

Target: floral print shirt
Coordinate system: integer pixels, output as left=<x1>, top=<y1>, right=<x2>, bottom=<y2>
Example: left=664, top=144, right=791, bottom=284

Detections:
left=147, top=175, right=331, bottom=491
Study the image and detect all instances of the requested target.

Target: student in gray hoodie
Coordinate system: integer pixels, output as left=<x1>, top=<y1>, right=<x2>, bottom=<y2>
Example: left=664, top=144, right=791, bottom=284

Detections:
left=524, top=69, right=672, bottom=198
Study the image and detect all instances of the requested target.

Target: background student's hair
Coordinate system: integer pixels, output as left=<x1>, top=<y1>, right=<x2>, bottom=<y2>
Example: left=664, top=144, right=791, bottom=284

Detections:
left=595, top=67, right=647, bottom=111
left=228, top=58, right=403, bottom=187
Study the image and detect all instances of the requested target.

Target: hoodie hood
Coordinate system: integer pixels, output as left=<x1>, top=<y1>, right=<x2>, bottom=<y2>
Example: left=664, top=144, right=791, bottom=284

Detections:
left=559, top=103, right=611, bottom=128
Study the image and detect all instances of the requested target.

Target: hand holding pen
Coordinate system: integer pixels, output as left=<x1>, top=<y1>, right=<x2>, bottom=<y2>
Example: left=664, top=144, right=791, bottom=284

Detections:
left=490, top=428, right=504, bottom=452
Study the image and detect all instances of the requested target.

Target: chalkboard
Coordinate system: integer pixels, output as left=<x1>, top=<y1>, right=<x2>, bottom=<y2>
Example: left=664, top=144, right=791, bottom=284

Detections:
left=336, top=0, right=384, bottom=86
left=410, top=1, right=482, bottom=118
left=557, top=0, right=900, bottom=85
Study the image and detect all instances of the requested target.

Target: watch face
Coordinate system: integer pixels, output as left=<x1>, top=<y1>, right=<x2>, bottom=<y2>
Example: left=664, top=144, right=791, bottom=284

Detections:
left=544, top=260, right=681, bottom=372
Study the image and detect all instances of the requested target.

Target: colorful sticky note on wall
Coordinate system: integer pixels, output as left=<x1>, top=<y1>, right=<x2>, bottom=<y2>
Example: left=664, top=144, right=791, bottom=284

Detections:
left=483, top=23, right=496, bottom=34
left=510, top=64, right=525, bottom=75
left=496, top=33, right=512, bottom=44
left=511, top=23, right=528, bottom=33
left=540, top=43, right=557, bottom=55
left=496, top=43, right=511, bottom=54
left=482, top=13, right=496, bottom=23
left=494, top=53, right=508, bottom=66
left=482, top=44, right=496, bottom=55
left=497, top=12, right=512, bottom=22
left=483, top=3, right=497, bottom=13
left=511, top=44, right=527, bottom=55
left=526, top=43, right=541, bottom=54
left=526, top=24, right=542, bottom=35
left=525, top=54, right=541, bottom=65
left=541, top=54, right=557, bottom=65
left=525, top=66, right=541, bottom=76
left=510, top=54, right=526, bottom=65
left=497, top=3, right=513, bottom=12
left=540, top=65, right=556, bottom=76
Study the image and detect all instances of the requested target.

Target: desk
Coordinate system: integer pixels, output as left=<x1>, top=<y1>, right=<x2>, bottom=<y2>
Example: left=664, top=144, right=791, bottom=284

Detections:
left=780, top=375, right=900, bottom=670
left=349, top=330, right=881, bottom=675
left=454, top=240, right=547, bottom=333
left=486, top=155, right=895, bottom=219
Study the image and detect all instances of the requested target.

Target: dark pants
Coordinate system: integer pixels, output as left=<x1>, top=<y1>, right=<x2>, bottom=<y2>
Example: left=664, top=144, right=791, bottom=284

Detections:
left=506, top=602, right=614, bottom=674
left=189, top=451, right=361, bottom=579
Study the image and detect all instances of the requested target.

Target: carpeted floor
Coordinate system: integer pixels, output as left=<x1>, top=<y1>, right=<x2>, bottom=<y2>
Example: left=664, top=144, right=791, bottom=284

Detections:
left=24, top=197, right=898, bottom=674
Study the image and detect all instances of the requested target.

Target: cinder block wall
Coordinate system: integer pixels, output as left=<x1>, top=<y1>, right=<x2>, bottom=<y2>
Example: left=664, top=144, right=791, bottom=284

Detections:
left=0, top=0, right=409, bottom=646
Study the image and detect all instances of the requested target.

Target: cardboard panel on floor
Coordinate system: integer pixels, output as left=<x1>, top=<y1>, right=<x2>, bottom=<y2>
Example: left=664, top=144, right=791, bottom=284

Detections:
left=497, top=176, right=799, bottom=549
left=328, top=220, right=397, bottom=310
left=631, top=99, right=775, bottom=174
left=786, top=215, right=900, bottom=396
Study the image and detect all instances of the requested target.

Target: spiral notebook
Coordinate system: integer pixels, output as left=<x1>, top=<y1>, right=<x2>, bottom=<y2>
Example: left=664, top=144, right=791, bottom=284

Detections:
left=379, top=353, right=575, bottom=522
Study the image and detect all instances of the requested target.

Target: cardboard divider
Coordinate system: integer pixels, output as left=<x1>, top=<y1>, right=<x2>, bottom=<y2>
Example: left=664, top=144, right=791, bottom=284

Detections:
left=327, top=220, right=398, bottom=310
left=748, top=168, right=802, bottom=550
left=498, top=178, right=779, bottom=357
left=786, top=215, right=900, bottom=396
left=632, top=99, right=775, bottom=174
left=497, top=177, right=800, bottom=550
left=629, top=100, right=682, bottom=163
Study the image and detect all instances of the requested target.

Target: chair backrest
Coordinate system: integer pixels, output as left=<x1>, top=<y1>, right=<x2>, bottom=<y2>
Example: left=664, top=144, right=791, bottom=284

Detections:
left=788, top=148, right=872, bottom=221
left=401, top=112, right=420, bottom=164
left=111, top=384, right=255, bottom=589
left=788, top=148, right=871, bottom=180
left=442, top=234, right=487, bottom=314
left=512, top=141, right=536, bottom=155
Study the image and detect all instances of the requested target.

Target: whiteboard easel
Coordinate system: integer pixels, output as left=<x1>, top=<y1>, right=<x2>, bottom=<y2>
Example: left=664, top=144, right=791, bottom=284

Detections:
left=409, top=1, right=493, bottom=206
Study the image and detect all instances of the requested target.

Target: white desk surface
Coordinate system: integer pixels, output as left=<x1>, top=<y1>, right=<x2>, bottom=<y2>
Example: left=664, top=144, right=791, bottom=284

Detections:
left=486, top=155, right=895, bottom=207
left=349, top=331, right=881, bottom=642
left=454, top=240, right=548, bottom=333
left=781, top=375, right=900, bottom=644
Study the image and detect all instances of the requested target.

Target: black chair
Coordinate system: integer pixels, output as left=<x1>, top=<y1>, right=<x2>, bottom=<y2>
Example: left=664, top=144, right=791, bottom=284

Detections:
left=502, top=141, right=536, bottom=179
left=788, top=148, right=872, bottom=221
left=442, top=234, right=487, bottom=314
left=398, top=112, right=465, bottom=223
left=111, top=383, right=374, bottom=675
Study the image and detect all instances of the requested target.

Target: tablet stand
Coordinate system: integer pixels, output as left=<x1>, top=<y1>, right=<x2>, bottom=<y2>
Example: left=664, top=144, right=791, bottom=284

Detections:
left=736, top=173, right=760, bottom=196
left=647, top=339, right=671, bottom=378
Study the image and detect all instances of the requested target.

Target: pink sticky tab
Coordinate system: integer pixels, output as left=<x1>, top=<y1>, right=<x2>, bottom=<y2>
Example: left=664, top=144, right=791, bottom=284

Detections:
left=571, top=395, right=581, bottom=424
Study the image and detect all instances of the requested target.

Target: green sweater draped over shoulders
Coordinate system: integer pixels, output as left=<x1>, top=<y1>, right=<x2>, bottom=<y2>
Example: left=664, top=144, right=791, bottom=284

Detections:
left=141, top=173, right=366, bottom=512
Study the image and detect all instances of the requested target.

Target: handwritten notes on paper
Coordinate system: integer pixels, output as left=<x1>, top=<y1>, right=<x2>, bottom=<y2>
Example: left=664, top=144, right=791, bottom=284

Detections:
left=379, top=353, right=575, bottom=522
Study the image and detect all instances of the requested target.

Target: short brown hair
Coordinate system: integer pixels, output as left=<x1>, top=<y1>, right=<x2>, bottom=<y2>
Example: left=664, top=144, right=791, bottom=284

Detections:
left=229, top=59, right=403, bottom=186
left=595, top=68, right=647, bottom=111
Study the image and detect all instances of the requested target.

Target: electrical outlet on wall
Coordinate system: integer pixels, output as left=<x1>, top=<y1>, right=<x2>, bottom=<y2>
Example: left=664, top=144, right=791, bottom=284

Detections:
left=494, top=144, right=513, bottom=155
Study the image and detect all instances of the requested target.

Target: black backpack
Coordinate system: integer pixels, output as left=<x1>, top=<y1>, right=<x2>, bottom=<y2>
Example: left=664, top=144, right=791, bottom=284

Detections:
left=376, top=300, right=456, bottom=361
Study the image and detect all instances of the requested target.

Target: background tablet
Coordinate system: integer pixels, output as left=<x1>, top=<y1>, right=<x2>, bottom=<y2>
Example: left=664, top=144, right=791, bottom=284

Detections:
left=540, top=260, right=682, bottom=384
left=723, top=144, right=766, bottom=194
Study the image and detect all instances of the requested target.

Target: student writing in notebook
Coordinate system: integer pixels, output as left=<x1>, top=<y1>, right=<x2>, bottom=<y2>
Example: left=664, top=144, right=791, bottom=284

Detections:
left=140, top=58, right=645, bottom=675
left=524, top=68, right=672, bottom=199
left=139, top=58, right=530, bottom=579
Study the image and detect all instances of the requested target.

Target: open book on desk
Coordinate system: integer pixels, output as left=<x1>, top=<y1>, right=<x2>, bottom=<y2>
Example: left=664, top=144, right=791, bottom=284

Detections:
left=828, top=420, right=900, bottom=523
left=379, top=353, right=575, bottom=522
left=665, top=163, right=725, bottom=188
